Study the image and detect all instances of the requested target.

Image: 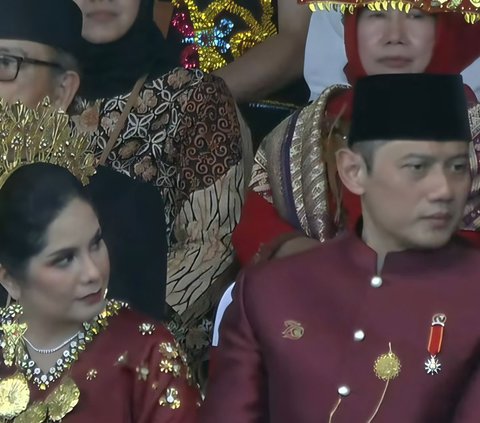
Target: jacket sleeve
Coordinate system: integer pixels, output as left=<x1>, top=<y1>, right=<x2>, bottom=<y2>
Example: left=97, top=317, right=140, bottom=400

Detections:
left=200, top=271, right=267, bottom=423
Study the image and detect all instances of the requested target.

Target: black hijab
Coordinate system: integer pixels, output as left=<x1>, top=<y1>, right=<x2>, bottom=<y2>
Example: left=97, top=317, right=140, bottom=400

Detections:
left=78, top=0, right=176, bottom=101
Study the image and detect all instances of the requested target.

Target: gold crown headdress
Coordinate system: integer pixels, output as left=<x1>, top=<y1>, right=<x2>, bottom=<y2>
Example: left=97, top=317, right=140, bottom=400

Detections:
left=0, top=98, right=96, bottom=189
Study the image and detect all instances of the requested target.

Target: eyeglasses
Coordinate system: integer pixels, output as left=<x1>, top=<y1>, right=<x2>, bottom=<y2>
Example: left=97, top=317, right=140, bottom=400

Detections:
left=0, top=54, right=64, bottom=82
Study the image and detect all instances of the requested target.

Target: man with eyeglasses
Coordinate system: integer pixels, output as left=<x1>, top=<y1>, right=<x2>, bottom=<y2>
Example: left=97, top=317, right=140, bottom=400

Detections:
left=0, top=0, right=82, bottom=110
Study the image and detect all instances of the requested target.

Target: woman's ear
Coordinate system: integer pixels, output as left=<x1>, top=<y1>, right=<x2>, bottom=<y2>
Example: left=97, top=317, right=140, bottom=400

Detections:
left=336, top=147, right=368, bottom=196
left=0, top=265, right=21, bottom=302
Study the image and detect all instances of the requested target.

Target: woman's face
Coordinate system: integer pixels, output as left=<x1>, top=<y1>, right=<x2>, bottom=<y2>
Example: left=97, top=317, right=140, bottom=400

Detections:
left=10, top=198, right=110, bottom=326
left=357, top=8, right=436, bottom=75
left=73, top=0, right=142, bottom=44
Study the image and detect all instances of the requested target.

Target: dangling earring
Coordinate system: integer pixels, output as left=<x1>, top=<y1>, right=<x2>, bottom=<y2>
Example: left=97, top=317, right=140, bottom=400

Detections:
left=5, top=293, right=11, bottom=308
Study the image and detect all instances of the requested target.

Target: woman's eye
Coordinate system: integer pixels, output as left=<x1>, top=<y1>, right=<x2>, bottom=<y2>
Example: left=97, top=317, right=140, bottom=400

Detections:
left=54, top=254, right=75, bottom=268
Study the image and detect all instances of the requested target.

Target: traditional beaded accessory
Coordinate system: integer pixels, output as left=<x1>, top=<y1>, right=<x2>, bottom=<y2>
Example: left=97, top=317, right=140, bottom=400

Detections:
left=0, top=300, right=127, bottom=391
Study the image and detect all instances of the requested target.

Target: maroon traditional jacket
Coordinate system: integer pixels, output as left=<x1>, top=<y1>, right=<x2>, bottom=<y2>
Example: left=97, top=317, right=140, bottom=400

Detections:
left=201, top=233, right=480, bottom=422
left=0, top=303, right=200, bottom=422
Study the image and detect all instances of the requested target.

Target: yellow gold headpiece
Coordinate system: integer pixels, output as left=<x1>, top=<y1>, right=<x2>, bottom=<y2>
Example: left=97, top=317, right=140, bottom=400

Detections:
left=0, top=98, right=95, bottom=189
left=299, top=0, right=480, bottom=23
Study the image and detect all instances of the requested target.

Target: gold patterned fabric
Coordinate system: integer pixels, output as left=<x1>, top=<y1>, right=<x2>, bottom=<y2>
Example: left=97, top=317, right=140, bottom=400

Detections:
left=251, top=85, right=349, bottom=242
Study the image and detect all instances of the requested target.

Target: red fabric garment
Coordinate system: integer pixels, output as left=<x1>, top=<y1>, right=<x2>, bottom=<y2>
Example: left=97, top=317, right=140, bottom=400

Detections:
left=232, top=190, right=297, bottom=265
left=202, top=234, right=480, bottom=422
left=0, top=306, right=200, bottom=422
left=232, top=9, right=480, bottom=266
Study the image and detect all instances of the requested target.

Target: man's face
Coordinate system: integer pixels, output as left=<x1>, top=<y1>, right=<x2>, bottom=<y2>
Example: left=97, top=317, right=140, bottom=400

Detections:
left=0, top=39, right=58, bottom=108
left=357, top=8, right=436, bottom=75
left=360, top=141, right=471, bottom=251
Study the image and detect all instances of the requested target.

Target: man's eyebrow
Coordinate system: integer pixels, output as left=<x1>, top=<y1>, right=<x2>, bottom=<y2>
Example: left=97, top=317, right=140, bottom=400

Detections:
left=0, top=47, right=26, bottom=56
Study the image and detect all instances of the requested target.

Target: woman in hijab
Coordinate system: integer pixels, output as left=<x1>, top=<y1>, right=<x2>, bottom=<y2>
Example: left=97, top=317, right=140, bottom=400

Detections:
left=231, top=3, right=480, bottom=265
left=71, top=0, right=246, bottom=379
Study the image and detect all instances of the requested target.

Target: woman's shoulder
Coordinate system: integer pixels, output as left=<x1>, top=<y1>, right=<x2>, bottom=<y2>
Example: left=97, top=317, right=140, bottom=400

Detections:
left=106, top=301, right=177, bottom=348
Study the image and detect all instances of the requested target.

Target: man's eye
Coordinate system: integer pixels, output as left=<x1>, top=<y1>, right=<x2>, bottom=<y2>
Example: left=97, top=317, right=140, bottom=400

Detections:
left=0, top=57, right=14, bottom=68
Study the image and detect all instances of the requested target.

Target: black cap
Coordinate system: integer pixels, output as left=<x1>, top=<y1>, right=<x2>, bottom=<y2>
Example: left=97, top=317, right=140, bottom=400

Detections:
left=0, top=0, right=83, bottom=56
left=349, top=74, right=472, bottom=145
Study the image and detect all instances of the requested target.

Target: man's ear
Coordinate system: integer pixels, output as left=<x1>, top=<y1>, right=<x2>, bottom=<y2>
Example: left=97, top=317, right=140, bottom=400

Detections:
left=53, top=71, right=80, bottom=111
left=0, top=265, right=21, bottom=302
left=336, top=147, right=368, bottom=196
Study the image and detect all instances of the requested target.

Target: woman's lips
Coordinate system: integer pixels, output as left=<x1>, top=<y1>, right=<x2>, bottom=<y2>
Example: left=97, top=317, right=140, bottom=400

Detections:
left=86, top=11, right=118, bottom=23
left=378, top=57, right=413, bottom=69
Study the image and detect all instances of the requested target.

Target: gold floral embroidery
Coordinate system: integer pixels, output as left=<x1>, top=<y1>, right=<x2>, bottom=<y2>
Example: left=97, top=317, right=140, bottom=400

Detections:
left=1, top=300, right=126, bottom=390
left=86, top=369, right=98, bottom=381
left=136, top=364, right=150, bottom=381
left=44, top=377, right=80, bottom=421
left=159, top=387, right=181, bottom=409
left=1, top=322, right=27, bottom=367
left=139, top=323, right=156, bottom=336
left=158, top=342, right=179, bottom=359
left=0, top=373, right=30, bottom=419
left=0, top=375, right=79, bottom=422
left=14, top=402, right=47, bottom=423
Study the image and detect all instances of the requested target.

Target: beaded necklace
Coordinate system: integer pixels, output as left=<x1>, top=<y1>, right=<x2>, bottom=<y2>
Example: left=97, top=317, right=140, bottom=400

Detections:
left=0, top=299, right=126, bottom=391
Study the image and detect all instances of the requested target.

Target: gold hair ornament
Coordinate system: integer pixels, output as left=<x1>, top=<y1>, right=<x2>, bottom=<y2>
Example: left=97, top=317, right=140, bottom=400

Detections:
left=0, top=97, right=96, bottom=189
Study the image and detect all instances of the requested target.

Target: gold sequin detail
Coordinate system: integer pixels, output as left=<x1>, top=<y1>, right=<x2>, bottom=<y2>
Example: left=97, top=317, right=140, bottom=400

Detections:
left=159, top=342, right=179, bottom=359
left=374, top=350, right=401, bottom=382
left=305, top=0, right=480, bottom=24
left=14, top=402, right=47, bottom=423
left=0, top=373, right=30, bottom=419
left=115, top=351, right=129, bottom=366
left=44, top=377, right=80, bottom=421
left=158, top=342, right=185, bottom=378
left=1, top=321, right=27, bottom=367
left=172, top=0, right=276, bottom=71
left=136, top=364, right=150, bottom=381
left=139, top=323, right=156, bottom=336
left=159, top=387, right=181, bottom=409
left=86, top=369, right=98, bottom=381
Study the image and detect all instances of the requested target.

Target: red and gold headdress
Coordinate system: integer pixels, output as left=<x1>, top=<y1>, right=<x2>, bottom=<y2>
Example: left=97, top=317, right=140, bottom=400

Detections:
left=299, top=0, right=480, bottom=23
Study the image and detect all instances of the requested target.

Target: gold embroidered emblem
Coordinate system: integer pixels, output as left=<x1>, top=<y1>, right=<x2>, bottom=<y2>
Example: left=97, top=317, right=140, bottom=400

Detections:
left=282, top=320, right=304, bottom=340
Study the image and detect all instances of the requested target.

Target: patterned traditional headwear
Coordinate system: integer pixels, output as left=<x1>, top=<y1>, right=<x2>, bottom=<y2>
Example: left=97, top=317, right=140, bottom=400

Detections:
left=299, top=0, right=480, bottom=23
left=0, top=98, right=96, bottom=189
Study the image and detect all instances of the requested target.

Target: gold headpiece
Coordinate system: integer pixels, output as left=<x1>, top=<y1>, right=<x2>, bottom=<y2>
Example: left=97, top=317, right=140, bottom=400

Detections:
left=300, top=0, right=480, bottom=23
left=0, top=98, right=96, bottom=189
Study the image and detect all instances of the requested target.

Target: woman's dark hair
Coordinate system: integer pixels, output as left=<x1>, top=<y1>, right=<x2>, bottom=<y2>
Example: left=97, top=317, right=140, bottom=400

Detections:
left=0, top=163, right=93, bottom=278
